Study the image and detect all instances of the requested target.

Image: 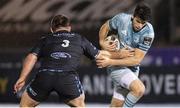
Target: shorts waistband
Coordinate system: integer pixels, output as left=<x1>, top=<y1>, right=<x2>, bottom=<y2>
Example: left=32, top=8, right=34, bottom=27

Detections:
left=39, top=69, right=64, bottom=73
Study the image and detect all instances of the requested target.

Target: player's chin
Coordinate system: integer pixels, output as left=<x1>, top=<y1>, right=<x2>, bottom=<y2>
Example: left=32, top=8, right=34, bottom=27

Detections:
left=134, top=28, right=141, bottom=32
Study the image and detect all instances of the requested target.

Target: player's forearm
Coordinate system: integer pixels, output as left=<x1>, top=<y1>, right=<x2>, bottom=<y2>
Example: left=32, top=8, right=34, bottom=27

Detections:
left=108, top=51, right=123, bottom=59
left=109, top=49, right=135, bottom=59
left=110, top=57, right=141, bottom=66
left=19, top=53, right=37, bottom=81
left=99, top=21, right=110, bottom=47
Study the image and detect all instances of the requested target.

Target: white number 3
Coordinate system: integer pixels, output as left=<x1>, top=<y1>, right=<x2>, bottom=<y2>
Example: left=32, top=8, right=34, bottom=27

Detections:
left=61, top=40, right=70, bottom=47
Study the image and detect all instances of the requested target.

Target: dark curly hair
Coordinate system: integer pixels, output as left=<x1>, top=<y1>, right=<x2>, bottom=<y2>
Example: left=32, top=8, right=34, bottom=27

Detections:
left=50, top=14, right=70, bottom=31
left=134, top=2, right=151, bottom=21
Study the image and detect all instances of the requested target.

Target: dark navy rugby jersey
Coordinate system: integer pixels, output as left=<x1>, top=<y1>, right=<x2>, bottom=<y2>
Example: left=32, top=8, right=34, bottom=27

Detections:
left=30, top=31, right=99, bottom=71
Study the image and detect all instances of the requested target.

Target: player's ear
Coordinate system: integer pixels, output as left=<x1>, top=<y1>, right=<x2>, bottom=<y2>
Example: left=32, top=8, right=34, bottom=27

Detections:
left=131, top=17, right=134, bottom=21
left=50, top=27, right=53, bottom=33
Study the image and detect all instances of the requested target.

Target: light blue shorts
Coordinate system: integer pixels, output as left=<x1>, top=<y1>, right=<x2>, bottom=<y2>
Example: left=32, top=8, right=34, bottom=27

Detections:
left=108, top=67, right=139, bottom=100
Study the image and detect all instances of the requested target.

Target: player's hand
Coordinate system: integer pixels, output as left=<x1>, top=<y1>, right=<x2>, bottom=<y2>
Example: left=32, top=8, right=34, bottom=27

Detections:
left=101, top=41, right=117, bottom=51
left=97, top=50, right=111, bottom=59
left=96, top=56, right=111, bottom=68
left=120, top=48, right=135, bottom=58
left=14, top=78, right=25, bottom=93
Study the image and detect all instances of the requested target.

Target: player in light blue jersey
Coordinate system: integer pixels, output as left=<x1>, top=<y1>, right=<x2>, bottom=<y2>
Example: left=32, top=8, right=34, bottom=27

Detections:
left=97, top=2, right=154, bottom=107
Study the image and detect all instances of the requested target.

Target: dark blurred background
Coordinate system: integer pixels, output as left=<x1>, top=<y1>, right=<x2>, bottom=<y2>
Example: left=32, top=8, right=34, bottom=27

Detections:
left=0, top=0, right=180, bottom=106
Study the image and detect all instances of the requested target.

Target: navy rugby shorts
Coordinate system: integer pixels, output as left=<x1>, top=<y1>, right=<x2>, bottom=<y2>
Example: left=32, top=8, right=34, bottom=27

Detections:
left=26, top=70, right=83, bottom=102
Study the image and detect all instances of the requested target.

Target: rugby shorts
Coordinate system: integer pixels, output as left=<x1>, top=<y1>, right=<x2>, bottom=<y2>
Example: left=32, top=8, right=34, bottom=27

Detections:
left=109, top=68, right=139, bottom=100
left=26, top=70, right=83, bottom=102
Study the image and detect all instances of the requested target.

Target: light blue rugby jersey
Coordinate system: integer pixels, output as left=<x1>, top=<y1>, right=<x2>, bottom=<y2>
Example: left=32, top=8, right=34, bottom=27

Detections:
left=108, top=13, right=154, bottom=73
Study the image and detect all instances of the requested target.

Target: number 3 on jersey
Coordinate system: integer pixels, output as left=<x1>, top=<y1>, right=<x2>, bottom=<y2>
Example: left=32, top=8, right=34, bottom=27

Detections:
left=61, top=40, right=70, bottom=47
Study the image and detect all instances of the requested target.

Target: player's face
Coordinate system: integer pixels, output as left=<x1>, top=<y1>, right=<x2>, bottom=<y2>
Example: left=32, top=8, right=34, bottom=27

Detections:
left=132, top=17, right=146, bottom=32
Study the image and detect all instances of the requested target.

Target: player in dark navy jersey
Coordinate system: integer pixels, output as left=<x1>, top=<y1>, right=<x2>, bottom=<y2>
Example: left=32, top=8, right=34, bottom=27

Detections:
left=13, top=14, right=107, bottom=107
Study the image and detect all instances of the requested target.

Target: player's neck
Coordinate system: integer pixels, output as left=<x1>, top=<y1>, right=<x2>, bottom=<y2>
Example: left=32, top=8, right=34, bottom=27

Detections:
left=56, top=28, right=71, bottom=32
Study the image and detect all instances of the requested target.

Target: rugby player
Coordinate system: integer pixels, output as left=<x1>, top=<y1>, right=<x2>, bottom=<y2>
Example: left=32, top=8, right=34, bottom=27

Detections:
left=97, top=2, right=154, bottom=107
left=14, top=14, right=109, bottom=107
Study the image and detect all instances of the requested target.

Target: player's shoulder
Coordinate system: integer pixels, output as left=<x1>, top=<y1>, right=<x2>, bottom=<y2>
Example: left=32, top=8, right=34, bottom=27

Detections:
left=146, top=22, right=154, bottom=31
left=115, top=13, right=131, bottom=17
left=143, top=22, right=154, bottom=37
left=70, top=32, right=82, bottom=38
left=39, top=33, right=54, bottom=42
left=111, top=13, right=131, bottom=25
left=39, top=33, right=49, bottom=40
left=114, top=13, right=131, bottom=20
left=70, top=32, right=87, bottom=42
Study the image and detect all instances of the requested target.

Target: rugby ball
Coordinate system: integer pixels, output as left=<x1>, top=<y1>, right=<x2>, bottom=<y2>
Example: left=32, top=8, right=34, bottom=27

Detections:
left=105, top=34, right=120, bottom=50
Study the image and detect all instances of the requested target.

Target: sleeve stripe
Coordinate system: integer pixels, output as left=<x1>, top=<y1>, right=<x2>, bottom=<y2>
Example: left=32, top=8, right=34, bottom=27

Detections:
left=139, top=45, right=149, bottom=49
left=139, top=44, right=150, bottom=49
left=94, top=50, right=100, bottom=59
left=31, top=52, right=38, bottom=56
left=139, top=47, right=148, bottom=51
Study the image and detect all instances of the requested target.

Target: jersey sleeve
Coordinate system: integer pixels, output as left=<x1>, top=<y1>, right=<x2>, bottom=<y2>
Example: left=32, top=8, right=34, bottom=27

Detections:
left=109, top=13, right=123, bottom=31
left=138, top=28, right=154, bottom=52
left=81, top=36, right=99, bottom=60
left=30, top=37, right=46, bottom=57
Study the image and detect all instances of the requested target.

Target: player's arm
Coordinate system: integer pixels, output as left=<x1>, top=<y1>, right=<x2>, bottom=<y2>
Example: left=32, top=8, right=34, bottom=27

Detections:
left=110, top=48, right=145, bottom=66
left=80, top=35, right=123, bottom=60
left=99, top=21, right=109, bottom=48
left=18, top=37, right=45, bottom=80
left=97, top=49, right=134, bottom=59
left=14, top=37, right=44, bottom=93
left=96, top=48, right=145, bottom=67
left=108, top=48, right=135, bottom=59
left=99, top=14, right=135, bottom=58
left=108, top=33, right=154, bottom=66
left=19, top=53, right=37, bottom=81
left=99, top=21, right=117, bottom=51
left=97, top=33, right=154, bottom=67
left=14, top=53, right=37, bottom=93
left=99, top=21, right=134, bottom=58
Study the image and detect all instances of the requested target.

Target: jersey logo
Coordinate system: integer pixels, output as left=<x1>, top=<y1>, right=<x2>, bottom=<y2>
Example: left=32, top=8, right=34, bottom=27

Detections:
left=121, top=30, right=127, bottom=36
left=143, top=37, right=152, bottom=46
left=134, top=37, right=139, bottom=43
left=50, top=52, right=71, bottom=59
